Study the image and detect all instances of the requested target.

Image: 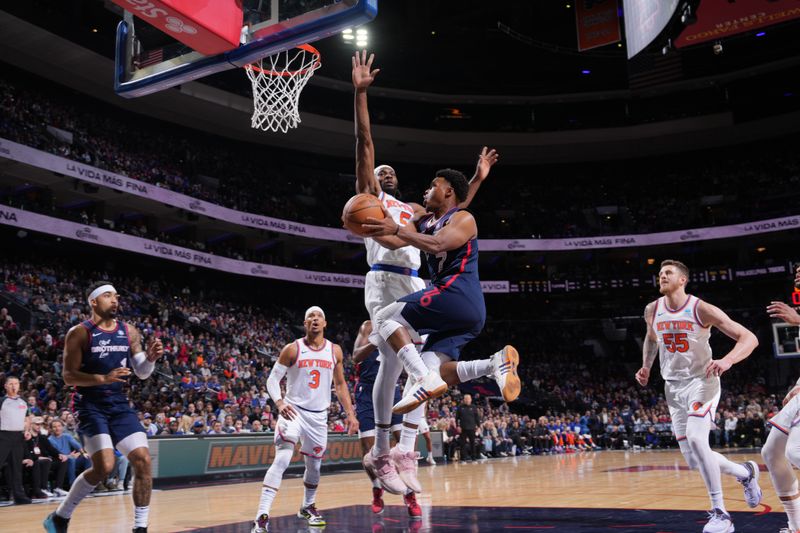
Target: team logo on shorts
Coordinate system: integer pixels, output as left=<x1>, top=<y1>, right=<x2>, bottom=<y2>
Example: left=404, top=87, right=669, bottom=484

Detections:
left=313, top=446, right=324, bottom=456
left=691, top=402, right=703, bottom=412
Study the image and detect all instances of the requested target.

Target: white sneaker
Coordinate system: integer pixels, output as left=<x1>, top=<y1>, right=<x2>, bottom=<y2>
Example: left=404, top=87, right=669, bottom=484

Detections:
left=53, top=488, right=68, bottom=497
left=392, top=372, right=448, bottom=415
left=426, top=454, right=436, bottom=465
left=778, top=527, right=796, bottom=533
left=115, top=480, right=124, bottom=491
left=739, top=460, right=762, bottom=508
left=491, top=346, right=521, bottom=402
left=702, top=509, right=734, bottom=533
left=41, top=489, right=53, bottom=497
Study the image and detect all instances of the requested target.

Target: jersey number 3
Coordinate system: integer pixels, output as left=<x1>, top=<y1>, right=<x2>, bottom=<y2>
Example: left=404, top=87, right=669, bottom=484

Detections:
left=308, top=370, right=321, bottom=389
left=662, top=333, right=689, bottom=353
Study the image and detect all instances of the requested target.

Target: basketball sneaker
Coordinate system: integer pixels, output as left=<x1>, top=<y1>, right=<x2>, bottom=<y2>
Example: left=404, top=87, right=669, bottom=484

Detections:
left=251, top=513, right=269, bottom=533
left=738, top=460, right=762, bottom=508
left=390, top=446, right=422, bottom=493
left=371, top=487, right=385, bottom=514
left=490, top=345, right=521, bottom=402
left=404, top=492, right=422, bottom=519
left=298, top=504, right=326, bottom=526
left=363, top=452, right=407, bottom=495
left=132, top=528, right=147, bottom=533
left=426, top=454, right=436, bottom=465
left=43, top=512, right=70, bottom=533
left=392, top=373, right=448, bottom=415
left=702, top=509, right=734, bottom=533
left=778, top=527, right=796, bottom=533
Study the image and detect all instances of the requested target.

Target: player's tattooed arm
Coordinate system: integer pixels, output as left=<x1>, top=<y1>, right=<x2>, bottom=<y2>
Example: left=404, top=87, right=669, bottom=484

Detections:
left=635, top=301, right=658, bottom=387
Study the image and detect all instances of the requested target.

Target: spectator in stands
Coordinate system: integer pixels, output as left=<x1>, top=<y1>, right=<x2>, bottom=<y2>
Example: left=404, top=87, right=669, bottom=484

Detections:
left=47, top=419, right=88, bottom=488
left=23, top=416, right=65, bottom=498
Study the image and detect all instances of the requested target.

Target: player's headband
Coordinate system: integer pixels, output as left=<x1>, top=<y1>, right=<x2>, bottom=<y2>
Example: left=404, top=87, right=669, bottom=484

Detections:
left=304, top=306, right=325, bottom=320
left=374, top=165, right=395, bottom=177
left=87, top=284, right=117, bottom=305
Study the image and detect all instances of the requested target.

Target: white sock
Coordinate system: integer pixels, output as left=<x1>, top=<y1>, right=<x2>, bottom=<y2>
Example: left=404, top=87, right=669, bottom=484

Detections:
left=257, top=486, right=278, bottom=518
left=134, top=506, right=149, bottom=528
left=784, top=496, right=800, bottom=531
left=373, top=426, right=391, bottom=456
left=398, top=425, right=418, bottom=452
left=397, top=343, right=429, bottom=381
left=712, top=452, right=749, bottom=479
left=371, top=478, right=381, bottom=489
left=303, top=485, right=317, bottom=508
left=56, top=472, right=97, bottom=519
left=456, top=359, right=494, bottom=382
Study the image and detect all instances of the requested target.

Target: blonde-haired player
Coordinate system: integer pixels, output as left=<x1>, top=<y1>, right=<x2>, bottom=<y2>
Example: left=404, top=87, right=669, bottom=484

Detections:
left=251, top=306, right=358, bottom=533
left=635, top=259, right=760, bottom=533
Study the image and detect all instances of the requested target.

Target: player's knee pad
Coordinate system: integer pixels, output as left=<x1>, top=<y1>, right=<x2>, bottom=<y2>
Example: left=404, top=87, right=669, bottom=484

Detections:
left=678, top=440, right=699, bottom=470
left=786, top=441, right=800, bottom=469
left=303, top=455, right=321, bottom=486
left=761, top=431, right=783, bottom=466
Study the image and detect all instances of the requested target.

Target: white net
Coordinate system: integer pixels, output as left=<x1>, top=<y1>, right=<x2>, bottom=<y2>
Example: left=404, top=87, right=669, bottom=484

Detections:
left=245, top=45, right=321, bottom=133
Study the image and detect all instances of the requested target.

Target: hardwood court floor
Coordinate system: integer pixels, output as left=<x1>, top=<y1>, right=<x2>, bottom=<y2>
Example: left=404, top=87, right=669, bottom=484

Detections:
left=2, top=449, right=783, bottom=532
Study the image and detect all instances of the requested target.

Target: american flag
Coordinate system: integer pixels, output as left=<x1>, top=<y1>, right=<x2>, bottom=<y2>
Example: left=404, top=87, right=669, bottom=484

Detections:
left=628, top=52, right=684, bottom=90
left=134, top=48, right=163, bottom=69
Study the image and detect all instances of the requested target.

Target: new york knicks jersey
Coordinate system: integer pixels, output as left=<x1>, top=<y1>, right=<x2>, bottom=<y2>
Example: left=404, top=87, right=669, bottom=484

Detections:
left=78, top=319, right=131, bottom=397
left=652, top=295, right=711, bottom=381
left=284, top=338, right=335, bottom=412
left=364, top=191, right=420, bottom=269
left=417, top=207, right=480, bottom=287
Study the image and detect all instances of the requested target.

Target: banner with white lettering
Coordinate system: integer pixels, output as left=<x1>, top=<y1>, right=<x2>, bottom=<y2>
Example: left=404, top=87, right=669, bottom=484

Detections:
left=2, top=138, right=799, bottom=252
left=0, top=205, right=509, bottom=292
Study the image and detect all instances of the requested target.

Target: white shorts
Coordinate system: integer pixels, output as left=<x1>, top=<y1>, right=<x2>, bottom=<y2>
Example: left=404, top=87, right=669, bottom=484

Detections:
left=665, top=376, right=721, bottom=441
left=417, top=417, right=430, bottom=434
left=769, top=394, right=800, bottom=435
left=364, top=270, right=426, bottom=322
left=274, top=408, right=328, bottom=459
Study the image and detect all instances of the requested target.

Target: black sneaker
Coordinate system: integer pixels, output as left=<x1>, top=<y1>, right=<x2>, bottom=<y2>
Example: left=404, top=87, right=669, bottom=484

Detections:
left=43, top=512, right=70, bottom=533
left=132, top=528, right=147, bottom=533
left=14, top=494, right=32, bottom=505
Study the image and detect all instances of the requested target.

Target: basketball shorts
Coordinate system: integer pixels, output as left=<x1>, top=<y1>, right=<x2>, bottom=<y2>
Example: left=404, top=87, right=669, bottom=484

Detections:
left=74, top=394, right=147, bottom=456
left=664, top=376, right=721, bottom=440
left=769, top=393, right=800, bottom=435
left=399, top=282, right=486, bottom=361
left=365, top=270, right=426, bottom=323
left=356, top=381, right=403, bottom=438
left=274, top=407, right=328, bottom=459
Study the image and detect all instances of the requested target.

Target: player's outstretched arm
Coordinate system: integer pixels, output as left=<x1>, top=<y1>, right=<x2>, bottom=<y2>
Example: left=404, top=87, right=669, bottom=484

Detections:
left=353, top=320, right=376, bottom=364
left=268, top=342, right=299, bottom=420
left=62, top=325, right=131, bottom=386
left=353, top=50, right=381, bottom=196
left=699, top=301, right=759, bottom=377
left=332, top=344, right=359, bottom=435
left=635, top=301, right=659, bottom=387
left=767, top=301, right=800, bottom=325
left=362, top=210, right=477, bottom=255
left=459, top=146, right=499, bottom=209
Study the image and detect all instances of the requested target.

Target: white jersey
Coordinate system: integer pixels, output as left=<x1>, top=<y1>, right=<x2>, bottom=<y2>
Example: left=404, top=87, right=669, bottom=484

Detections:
left=652, top=295, right=712, bottom=381
left=364, top=191, right=421, bottom=269
left=284, top=338, right=336, bottom=412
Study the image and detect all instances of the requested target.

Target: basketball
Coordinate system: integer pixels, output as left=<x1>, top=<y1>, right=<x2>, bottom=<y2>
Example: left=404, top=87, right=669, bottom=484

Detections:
left=342, top=193, right=385, bottom=236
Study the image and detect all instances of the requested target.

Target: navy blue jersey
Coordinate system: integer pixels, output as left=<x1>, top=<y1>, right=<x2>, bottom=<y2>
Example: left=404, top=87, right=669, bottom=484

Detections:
left=355, top=348, right=380, bottom=386
left=417, top=208, right=480, bottom=287
left=77, top=319, right=132, bottom=398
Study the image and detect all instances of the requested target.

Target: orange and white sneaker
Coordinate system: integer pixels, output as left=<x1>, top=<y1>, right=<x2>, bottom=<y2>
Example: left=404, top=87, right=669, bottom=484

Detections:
left=371, top=487, right=385, bottom=514
left=491, top=345, right=520, bottom=402
left=392, top=373, right=447, bottom=415
left=404, top=491, right=422, bottom=519
left=391, top=446, right=422, bottom=493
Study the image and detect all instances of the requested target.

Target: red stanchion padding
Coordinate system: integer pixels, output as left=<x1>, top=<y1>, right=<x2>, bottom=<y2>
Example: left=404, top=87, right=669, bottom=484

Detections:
left=110, top=0, right=243, bottom=55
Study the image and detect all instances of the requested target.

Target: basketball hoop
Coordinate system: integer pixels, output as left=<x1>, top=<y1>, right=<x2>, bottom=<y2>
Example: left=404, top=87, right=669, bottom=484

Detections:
left=245, top=44, right=322, bottom=133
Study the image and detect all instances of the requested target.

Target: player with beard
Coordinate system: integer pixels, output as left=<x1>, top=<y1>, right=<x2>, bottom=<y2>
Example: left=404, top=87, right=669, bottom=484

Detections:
left=44, top=282, right=163, bottom=533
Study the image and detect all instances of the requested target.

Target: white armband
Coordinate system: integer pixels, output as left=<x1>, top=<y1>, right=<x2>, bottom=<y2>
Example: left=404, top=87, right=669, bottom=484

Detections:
left=131, top=351, right=155, bottom=380
left=267, top=363, right=289, bottom=404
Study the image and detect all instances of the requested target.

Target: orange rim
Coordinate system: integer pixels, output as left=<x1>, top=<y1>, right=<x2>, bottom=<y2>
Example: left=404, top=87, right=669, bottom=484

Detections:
left=245, top=44, right=321, bottom=77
